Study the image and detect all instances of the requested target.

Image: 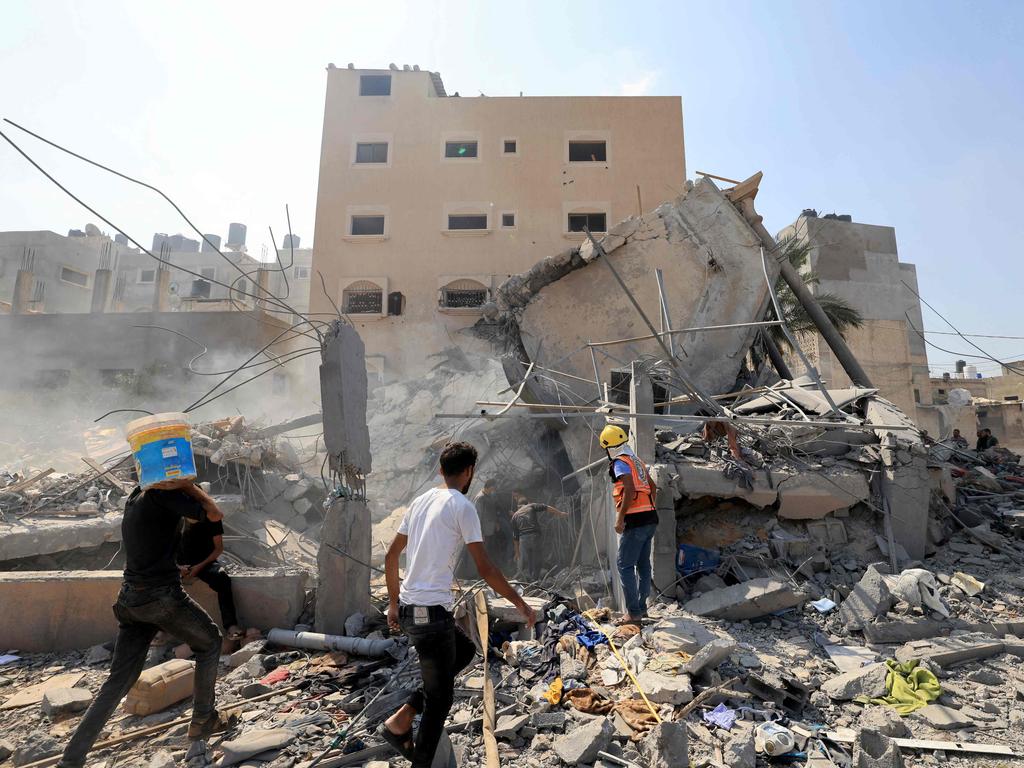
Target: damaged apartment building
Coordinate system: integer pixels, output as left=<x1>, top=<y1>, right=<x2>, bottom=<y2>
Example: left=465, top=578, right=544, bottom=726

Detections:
left=3, top=63, right=1024, bottom=768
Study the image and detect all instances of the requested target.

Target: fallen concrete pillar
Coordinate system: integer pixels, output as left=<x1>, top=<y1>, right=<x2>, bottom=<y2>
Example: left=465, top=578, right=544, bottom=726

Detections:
left=894, top=633, right=1004, bottom=666
left=682, top=577, right=806, bottom=620
left=0, top=569, right=310, bottom=652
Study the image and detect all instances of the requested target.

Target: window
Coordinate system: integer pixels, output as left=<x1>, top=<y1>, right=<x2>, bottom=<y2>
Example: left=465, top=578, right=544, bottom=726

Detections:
left=200, top=267, right=216, bottom=280
left=343, top=280, right=383, bottom=314
left=503, top=139, right=517, bottom=154
left=568, top=212, right=607, bottom=233
left=294, top=266, right=311, bottom=279
left=351, top=215, right=386, bottom=236
left=355, top=142, right=389, bottom=164
left=569, top=140, right=607, bottom=162
left=60, top=266, right=89, bottom=287
left=937, top=388, right=946, bottom=395
left=1006, top=395, right=1020, bottom=401
left=448, top=214, right=488, bottom=231
left=233, top=279, right=249, bottom=297
left=501, top=213, right=516, bottom=228
left=914, top=388, right=921, bottom=404
left=139, top=269, right=156, bottom=284
left=441, top=279, right=488, bottom=309
left=445, top=141, right=478, bottom=158
left=359, top=74, right=391, bottom=96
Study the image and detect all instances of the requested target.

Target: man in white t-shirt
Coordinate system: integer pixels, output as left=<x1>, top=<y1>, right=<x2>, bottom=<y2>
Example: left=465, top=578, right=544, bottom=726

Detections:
left=381, top=442, right=535, bottom=767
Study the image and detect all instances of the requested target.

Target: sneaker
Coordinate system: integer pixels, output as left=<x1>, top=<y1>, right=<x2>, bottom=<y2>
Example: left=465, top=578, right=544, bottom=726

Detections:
left=188, top=709, right=239, bottom=740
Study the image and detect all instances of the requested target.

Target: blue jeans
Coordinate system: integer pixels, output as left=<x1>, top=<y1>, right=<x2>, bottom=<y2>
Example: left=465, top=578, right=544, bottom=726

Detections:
left=617, top=523, right=657, bottom=617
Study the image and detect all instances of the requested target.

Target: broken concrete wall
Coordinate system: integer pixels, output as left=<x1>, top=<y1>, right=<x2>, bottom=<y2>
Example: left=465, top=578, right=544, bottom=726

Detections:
left=0, top=569, right=310, bottom=652
left=493, top=177, right=778, bottom=401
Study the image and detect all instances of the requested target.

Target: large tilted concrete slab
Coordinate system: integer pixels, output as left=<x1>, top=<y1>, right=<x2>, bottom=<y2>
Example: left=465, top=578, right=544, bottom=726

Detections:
left=0, top=569, right=310, bottom=652
left=0, top=512, right=123, bottom=562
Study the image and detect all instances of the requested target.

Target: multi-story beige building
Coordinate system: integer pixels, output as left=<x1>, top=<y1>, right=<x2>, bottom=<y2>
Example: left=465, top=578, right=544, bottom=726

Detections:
left=310, top=65, right=685, bottom=376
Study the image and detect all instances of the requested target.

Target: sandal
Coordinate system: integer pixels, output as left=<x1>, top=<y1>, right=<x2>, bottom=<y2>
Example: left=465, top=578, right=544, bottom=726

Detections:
left=378, top=722, right=415, bottom=760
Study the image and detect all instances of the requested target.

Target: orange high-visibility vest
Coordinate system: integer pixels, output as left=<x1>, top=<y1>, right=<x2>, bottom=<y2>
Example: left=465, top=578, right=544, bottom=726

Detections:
left=611, top=453, right=655, bottom=515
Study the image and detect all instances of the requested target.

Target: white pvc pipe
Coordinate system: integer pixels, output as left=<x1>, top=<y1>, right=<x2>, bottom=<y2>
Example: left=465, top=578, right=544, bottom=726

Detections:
left=267, top=628, right=396, bottom=657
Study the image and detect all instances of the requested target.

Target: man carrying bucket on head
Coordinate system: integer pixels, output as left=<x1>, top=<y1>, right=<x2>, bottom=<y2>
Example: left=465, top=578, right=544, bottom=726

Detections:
left=58, top=415, right=236, bottom=768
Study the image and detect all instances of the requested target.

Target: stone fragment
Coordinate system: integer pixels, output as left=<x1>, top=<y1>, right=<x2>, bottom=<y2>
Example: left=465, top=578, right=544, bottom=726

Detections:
left=853, top=728, right=905, bottom=768
left=228, top=641, right=266, bottom=669
left=681, top=638, right=736, bottom=676
left=293, top=497, right=314, bottom=518
left=645, top=617, right=718, bottom=654
left=916, top=704, right=975, bottom=730
left=552, top=716, right=613, bottom=764
left=859, top=706, right=910, bottom=737
left=494, top=714, right=530, bottom=739
left=821, top=663, right=890, bottom=701
left=12, top=736, right=60, bottom=767
left=86, top=643, right=113, bottom=665
left=283, top=479, right=312, bottom=503
left=0, top=740, right=14, bottom=762
left=722, top=728, right=756, bottom=768
left=240, top=682, right=273, bottom=698
left=148, top=749, right=176, bottom=768
left=838, top=566, right=894, bottom=631
left=219, top=728, right=296, bottom=767
left=894, top=634, right=1003, bottom=666
left=966, top=669, right=1002, bottom=686
left=636, top=670, right=693, bottom=705
left=682, top=578, right=806, bottom=620
left=41, top=687, right=93, bottom=717
left=863, top=618, right=950, bottom=645
left=638, top=721, right=688, bottom=768
left=531, top=711, right=568, bottom=730
left=77, top=501, right=99, bottom=514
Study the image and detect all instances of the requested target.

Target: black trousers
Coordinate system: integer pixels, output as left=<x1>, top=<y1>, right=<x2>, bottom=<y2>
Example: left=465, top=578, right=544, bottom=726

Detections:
left=400, top=605, right=477, bottom=768
left=58, top=584, right=221, bottom=768
left=196, top=560, right=238, bottom=629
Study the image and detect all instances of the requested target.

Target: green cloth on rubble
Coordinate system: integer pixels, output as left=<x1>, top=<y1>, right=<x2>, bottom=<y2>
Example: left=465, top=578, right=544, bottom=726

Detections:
left=855, top=659, right=941, bottom=715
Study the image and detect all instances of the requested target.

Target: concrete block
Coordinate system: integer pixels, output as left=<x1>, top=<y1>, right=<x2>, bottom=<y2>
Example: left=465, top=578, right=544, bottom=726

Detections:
left=0, top=512, right=123, bottom=562
left=681, top=638, right=736, bottom=676
left=316, top=498, right=371, bottom=635
left=853, top=728, right=905, bottom=768
left=777, top=472, right=869, bottom=519
left=11, top=735, right=60, bottom=767
left=219, top=728, right=295, bottom=766
left=41, top=687, right=92, bottom=717
left=894, top=633, right=1003, bottom=667
left=147, top=750, right=175, bottom=768
left=821, top=663, right=890, bottom=701
left=0, top=739, right=13, bottom=762
left=838, top=566, right=894, bottom=631
left=0, top=569, right=309, bottom=653
left=722, top=728, right=756, bottom=768
left=682, top=578, right=806, bottom=620
left=552, top=717, right=613, bottom=764
left=645, top=617, right=719, bottom=654
left=638, top=721, right=688, bottom=768
left=915, top=704, right=975, bottom=730
left=863, top=618, right=951, bottom=645
left=636, top=670, right=693, bottom=705
left=531, top=711, right=568, bottom=730
left=494, top=714, right=530, bottom=739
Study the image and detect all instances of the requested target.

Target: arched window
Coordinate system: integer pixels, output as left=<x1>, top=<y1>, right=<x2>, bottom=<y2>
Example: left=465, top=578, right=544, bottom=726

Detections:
left=440, top=279, right=488, bottom=309
left=343, top=280, right=383, bottom=314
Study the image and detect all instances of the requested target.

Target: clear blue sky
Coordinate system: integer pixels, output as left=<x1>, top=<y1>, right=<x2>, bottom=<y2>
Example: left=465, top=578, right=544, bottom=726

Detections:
left=1, top=0, right=1021, bottom=373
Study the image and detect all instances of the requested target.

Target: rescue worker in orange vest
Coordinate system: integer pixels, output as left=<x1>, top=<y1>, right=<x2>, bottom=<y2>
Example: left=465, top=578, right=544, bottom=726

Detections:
left=600, top=424, right=658, bottom=626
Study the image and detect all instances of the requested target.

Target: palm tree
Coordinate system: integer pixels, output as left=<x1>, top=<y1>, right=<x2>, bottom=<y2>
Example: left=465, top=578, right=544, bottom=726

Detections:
left=765, top=235, right=863, bottom=353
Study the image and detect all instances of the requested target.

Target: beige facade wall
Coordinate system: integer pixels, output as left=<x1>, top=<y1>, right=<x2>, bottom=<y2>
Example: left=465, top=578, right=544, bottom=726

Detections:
left=310, top=67, right=685, bottom=376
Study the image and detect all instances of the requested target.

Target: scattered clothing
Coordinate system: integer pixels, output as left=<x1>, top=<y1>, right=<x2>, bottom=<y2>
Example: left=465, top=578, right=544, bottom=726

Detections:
left=703, top=703, right=737, bottom=731
left=564, top=688, right=614, bottom=715
left=858, top=659, right=941, bottom=715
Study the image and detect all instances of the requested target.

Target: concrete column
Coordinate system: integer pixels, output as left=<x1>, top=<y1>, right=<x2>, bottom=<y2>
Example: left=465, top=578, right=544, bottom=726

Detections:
left=651, top=467, right=678, bottom=600
left=256, top=268, right=270, bottom=311
left=315, top=498, right=371, bottom=635
left=90, top=269, right=112, bottom=313
left=11, top=269, right=33, bottom=314
left=152, top=269, right=171, bottom=312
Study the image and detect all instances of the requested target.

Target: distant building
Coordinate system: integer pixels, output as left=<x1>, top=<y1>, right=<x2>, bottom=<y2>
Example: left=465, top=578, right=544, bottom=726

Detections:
left=776, top=212, right=932, bottom=425
left=309, top=65, right=686, bottom=376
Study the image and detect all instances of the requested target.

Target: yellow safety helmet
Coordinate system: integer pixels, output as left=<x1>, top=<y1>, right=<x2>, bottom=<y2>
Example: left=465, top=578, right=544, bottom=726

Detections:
left=599, top=424, right=629, bottom=449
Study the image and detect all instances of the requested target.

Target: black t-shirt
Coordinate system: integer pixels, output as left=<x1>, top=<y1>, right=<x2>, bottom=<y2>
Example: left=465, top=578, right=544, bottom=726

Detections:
left=624, top=509, right=659, bottom=530
left=512, top=503, right=546, bottom=540
left=122, top=487, right=204, bottom=587
left=178, top=518, right=225, bottom=566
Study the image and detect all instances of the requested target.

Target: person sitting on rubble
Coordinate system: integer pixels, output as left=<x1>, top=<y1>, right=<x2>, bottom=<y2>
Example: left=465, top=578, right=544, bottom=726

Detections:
left=178, top=509, right=242, bottom=639
left=57, top=479, right=235, bottom=768
left=599, top=424, right=659, bottom=627
left=702, top=418, right=744, bottom=461
left=510, top=491, right=569, bottom=582
left=976, top=428, right=999, bottom=451
left=951, top=428, right=969, bottom=449
left=382, top=442, right=535, bottom=768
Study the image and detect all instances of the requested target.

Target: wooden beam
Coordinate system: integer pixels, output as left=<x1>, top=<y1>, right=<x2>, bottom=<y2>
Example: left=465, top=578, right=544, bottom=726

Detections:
left=2, top=468, right=54, bottom=495
left=82, top=457, right=132, bottom=493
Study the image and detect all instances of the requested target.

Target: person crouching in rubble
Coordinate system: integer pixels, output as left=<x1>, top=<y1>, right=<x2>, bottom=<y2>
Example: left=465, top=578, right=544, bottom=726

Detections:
left=178, top=508, right=242, bottom=639
left=510, top=491, right=569, bottom=582
left=600, top=424, right=659, bottom=627
left=382, top=442, right=536, bottom=768
left=57, top=478, right=236, bottom=768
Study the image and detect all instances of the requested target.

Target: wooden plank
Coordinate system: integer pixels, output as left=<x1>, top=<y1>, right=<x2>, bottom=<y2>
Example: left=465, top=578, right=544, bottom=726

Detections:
left=2, top=468, right=55, bottom=496
left=1, top=671, right=84, bottom=709
left=821, top=730, right=1019, bottom=757
left=82, top=457, right=132, bottom=493
left=474, top=590, right=499, bottom=768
